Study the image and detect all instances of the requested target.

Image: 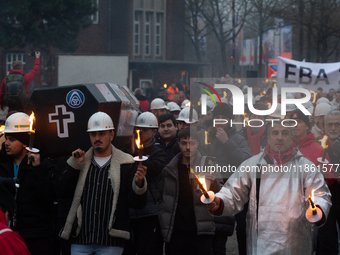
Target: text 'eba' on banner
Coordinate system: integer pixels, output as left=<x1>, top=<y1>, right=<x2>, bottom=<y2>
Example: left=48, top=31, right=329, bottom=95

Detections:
left=276, top=56, right=340, bottom=90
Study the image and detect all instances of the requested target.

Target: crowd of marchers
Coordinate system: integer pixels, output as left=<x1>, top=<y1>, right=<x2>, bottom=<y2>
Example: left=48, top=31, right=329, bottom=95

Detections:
left=0, top=63, right=340, bottom=255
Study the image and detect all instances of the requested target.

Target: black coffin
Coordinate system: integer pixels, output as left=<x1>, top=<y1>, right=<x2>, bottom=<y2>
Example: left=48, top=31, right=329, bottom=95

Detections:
left=25, top=83, right=140, bottom=157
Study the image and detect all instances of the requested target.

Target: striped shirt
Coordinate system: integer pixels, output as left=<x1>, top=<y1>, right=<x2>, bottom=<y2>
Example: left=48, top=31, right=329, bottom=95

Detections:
left=73, top=157, right=124, bottom=247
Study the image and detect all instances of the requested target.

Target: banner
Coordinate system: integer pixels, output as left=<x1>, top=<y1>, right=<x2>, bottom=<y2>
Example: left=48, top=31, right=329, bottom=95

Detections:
left=277, top=56, right=340, bottom=91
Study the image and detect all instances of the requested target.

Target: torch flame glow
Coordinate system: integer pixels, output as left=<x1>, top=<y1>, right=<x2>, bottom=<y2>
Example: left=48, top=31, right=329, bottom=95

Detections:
left=135, top=130, right=143, bottom=150
left=29, top=112, right=35, bottom=132
left=197, top=175, right=207, bottom=191
left=244, top=113, right=249, bottom=126
left=310, top=90, right=317, bottom=104
left=319, top=135, right=329, bottom=149
left=0, top=125, right=5, bottom=132
left=185, top=102, right=191, bottom=107
left=205, top=131, right=210, bottom=145
left=267, top=102, right=272, bottom=109
left=223, top=91, right=227, bottom=98
left=163, top=84, right=167, bottom=89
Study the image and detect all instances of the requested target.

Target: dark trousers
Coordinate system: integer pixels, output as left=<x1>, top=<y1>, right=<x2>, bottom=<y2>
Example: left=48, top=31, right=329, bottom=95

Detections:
left=316, top=203, right=340, bottom=255
left=212, top=231, right=228, bottom=255
left=234, top=202, right=248, bottom=255
left=24, top=237, right=53, bottom=255
left=123, top=215, right=159, bottom=255
left=165, top=231, right=213, bottom=255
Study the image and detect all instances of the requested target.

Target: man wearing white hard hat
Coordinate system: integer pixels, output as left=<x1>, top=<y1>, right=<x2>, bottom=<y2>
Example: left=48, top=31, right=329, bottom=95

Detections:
left=150, top=98, right=168, bottom=120
left=59, top=112, right=147, bottom=255
left=124, top=112, right=167, bottom=255
left=0, top=112, right=56, bottom=255
left=176, top=107, right=198, bottom=130
left=311, top=103, right=332, bottom=138
left=167, top=102, right=181, bottom=119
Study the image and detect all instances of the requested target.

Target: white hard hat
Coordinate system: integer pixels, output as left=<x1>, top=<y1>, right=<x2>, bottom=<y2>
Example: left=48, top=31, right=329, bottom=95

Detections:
left=206, top=100, right=216, bottom=111
left=316, top=97, right=330, bottom=105
left=181, top=99, right=191, bottom=109
left=315, top=103, right=332, bottom=117
left=303, top=101, right=313, bottom=108
left=150, top=98, right=168, bottom=110
left=167, top=102, right=181, bottom=112
left=286, top=104, right=297, bottom=112
left=286, top=93, right=295, bottom=99
left=135, top=112, right=158, bottom=128
left=87, top=112, right=114, bottom=132
left=177, top=107, right=198, bottom=123
left=4, top=112, right=30, bottom=133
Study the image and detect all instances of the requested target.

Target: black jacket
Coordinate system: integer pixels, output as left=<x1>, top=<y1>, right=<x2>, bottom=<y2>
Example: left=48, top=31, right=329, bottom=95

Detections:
left=0, top=143, right=57, bottom=239
left=129, top=138, right=168, bottom=218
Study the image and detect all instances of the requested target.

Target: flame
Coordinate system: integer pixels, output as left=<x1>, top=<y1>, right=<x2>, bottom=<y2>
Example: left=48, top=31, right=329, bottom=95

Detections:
left=267, top=102, right=272, bottom=109
left=135, top=130, right=143, bottom=149
left=263, top=90, right=266, bottom=95
left=311, top=189, right=315, bottom=202
left=204, top=131, right=210, bottom=145
left=318, top=135, right=329, bottom=149
left=185, top=102, right=191, bottom=107
left=0, top=125, right=5, bottom=132
left=266, top=79, right=269, bottom=83
left=197, top=175, right=207, bottom=191
left=28, top=112, right=35, bottom=132
left=310, top=90, right=317, bottom=104
left=163, top=83, right=167, bottom=89
left=244, top=113, right=249, bottom=126
left=238, top=79, right=241, bottom=84
left=223, top=91, right=227, bottom=98
left=197, top=101, right=200, bottom=106
left=273, top=83, right=277, bottom=88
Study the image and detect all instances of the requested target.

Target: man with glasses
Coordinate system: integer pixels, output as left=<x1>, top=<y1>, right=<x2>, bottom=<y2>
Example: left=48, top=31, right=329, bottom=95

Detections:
left=316, top=110, right=340, bottom=255
left=158, top=128, right=221, bottom=255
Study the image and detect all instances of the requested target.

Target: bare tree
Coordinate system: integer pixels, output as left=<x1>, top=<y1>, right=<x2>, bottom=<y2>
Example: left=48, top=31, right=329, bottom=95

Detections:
left=245, top=0, right=287, bottom=77
left=185, top=0, right=209, bottom=63
left=199, top=0, right=249, bottom=76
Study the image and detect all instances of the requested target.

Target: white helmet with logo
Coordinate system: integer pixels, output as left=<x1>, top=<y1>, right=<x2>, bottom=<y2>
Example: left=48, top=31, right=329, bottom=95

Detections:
left=177, top=107, right=198, bottom=123
left=316, top=97, right=330, bottom=105
left=181, top=99, right=190, bottom=109
left=150, top=98, right=168, bottom=110
left=315, top=103, right=332, bottom=117
left=167, top=102, right=181, bottom=112
left=135, top=112, right=158, bottom=128
left=87, top=112, right=114, bottom=132
left=4, top=112, right=30, bottom=133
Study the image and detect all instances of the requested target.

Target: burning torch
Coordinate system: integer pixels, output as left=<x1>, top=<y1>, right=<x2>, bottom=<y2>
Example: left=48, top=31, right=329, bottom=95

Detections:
left=25, top=112, right=39, bottom=154
left=310, top=90, right=318, bottom=116
left=317, top=135, right=329, bottom=164
left=244, top=113, right=249, bottom=127
left=190, top=168, right=215, bottom=204
left=133, top=129, right=148, bottom=163
left=0, top=125, right=5, bottom=138
left=305, top=189, right=322, bottom=223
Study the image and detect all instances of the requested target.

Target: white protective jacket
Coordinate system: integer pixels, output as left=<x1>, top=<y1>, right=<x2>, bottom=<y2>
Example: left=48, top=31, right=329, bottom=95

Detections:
left=216, top=149, right=332, bottom=255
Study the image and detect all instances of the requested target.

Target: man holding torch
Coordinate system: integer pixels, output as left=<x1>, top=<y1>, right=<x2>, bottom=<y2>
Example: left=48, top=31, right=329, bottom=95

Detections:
left=208, top=121, right=331, bottom=255
left=58, top=112, right=147, bottom=255
left=158, top=128, right=221, bottom=255
left=0, top=112, right=57, bottom=255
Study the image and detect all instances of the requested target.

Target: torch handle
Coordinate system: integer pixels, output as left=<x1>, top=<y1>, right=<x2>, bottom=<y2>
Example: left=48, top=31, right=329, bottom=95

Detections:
left=321, top=148, right=327, bottom=162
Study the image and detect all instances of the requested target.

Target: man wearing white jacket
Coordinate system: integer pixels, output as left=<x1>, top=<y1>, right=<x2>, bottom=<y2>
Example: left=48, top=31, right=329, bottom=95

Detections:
left=209, top=121, right=332, bottom=255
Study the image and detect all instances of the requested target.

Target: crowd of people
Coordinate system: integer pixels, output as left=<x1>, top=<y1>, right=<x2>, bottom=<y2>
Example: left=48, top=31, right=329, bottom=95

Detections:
left=0, top=70, right=339, bottom=255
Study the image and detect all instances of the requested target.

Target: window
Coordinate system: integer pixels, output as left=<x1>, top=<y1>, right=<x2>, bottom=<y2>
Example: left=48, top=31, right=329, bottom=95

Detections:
left=144, top=12, right=152, bottom=56
left=134, top=11, right=142, bottom=56
left=6, top=53, right=25, bottom=74
left=155, top=13, right=162, bottom=56
left=91, top=0, right=99, bottom=24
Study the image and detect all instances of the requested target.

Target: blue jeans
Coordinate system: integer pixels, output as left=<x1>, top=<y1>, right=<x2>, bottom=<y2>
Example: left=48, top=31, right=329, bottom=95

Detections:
left=71, top=244, right=124, bottom=255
